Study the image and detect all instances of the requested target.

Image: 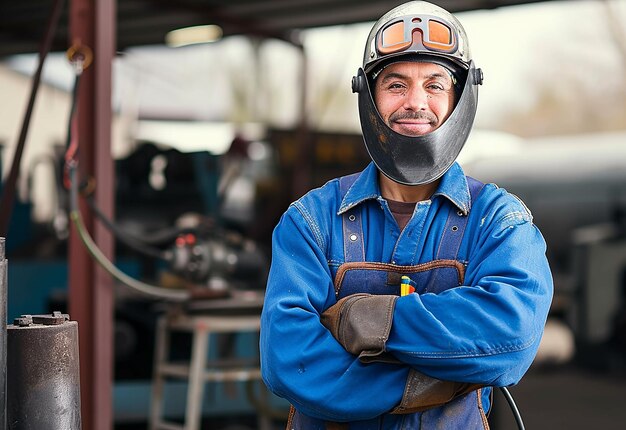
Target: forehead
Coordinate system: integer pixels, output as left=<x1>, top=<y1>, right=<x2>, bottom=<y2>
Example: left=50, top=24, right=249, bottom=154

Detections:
left=377, top=61, right=451, bottom=81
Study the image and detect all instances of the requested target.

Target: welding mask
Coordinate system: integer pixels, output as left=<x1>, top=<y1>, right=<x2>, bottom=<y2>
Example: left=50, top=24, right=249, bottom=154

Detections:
left=352, top=1, right=483, bottom=185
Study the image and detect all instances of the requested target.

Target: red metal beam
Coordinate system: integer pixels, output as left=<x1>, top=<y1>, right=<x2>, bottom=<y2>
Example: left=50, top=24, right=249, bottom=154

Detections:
left=68, top=1, right=116, bottom=429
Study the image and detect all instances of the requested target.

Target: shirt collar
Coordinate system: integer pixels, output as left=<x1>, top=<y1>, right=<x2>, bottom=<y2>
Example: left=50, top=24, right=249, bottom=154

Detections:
left=432, top=162, right=472, bottom=215
left=338, top=162, right=380, bottom=215
left=338, top=161, right=471, bottom=215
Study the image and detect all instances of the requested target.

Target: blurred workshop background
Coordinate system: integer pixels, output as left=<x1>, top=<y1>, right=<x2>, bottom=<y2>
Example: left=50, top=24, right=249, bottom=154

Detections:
left=1, top=0, right=625, bottom=429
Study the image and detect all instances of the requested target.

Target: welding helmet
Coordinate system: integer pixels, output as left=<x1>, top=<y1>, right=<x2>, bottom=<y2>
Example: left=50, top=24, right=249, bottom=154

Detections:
left=352, top=0, right=483, bottom=185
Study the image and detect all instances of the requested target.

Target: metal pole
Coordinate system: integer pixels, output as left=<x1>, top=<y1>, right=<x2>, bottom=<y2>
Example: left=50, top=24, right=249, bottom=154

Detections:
left=68, top=0, right=116, bottom=429
left=1, top=237, right=6, bottom=430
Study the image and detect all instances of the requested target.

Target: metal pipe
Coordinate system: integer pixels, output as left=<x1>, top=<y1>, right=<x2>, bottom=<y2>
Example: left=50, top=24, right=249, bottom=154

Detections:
left=1, top=237, right=6, bottom=430
left=7, top=313, right=81, bottom=430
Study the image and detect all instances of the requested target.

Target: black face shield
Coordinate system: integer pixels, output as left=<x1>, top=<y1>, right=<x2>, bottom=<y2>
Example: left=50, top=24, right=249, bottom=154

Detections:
left=352, top=61, right=483, bottom=186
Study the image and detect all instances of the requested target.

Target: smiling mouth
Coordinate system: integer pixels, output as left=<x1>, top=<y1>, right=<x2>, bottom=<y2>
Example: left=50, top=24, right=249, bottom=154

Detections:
left=390, top=111, right=437, bottom=126
left=395, top=119, right=433, bottom=125
left=392, top=120, right=435, bottom=136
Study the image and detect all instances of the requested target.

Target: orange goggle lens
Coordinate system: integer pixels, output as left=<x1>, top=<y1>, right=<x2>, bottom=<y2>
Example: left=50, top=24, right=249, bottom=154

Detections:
left=377, top=16, right=456, bottom=55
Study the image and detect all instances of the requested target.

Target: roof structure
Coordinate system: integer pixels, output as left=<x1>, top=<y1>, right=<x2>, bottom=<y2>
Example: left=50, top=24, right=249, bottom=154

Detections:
left=0, top=0, right=561, bottom=57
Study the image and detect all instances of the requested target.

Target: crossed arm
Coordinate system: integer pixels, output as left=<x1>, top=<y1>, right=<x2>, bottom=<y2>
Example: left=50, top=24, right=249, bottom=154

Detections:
left=260, top=205, right=553, bottom=421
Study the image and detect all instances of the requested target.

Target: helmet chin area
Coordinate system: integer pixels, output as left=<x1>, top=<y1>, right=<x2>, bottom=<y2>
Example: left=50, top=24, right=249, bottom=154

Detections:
left=355, top=61, right=481, bottom=185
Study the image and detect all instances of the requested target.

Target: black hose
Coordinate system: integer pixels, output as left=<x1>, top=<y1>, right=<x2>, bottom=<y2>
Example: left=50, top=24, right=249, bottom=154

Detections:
left=65, top=73, right=81, bottom=150
left=85, top=195, right=170, bottom=261
left=127, top=225, right=207, bottom=246
left=499, top=386, right=525, bottom=430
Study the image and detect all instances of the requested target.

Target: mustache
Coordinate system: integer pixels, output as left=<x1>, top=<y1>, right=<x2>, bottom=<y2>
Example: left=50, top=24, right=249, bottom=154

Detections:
left=389, top=111, right=437, bottom=124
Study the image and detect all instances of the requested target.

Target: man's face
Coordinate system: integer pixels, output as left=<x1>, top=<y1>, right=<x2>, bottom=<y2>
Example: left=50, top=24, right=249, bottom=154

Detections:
left=374, top=61, right=455, bottom=136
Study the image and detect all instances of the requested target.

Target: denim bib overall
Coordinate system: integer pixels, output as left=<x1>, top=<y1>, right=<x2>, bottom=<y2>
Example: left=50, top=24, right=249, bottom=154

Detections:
left=287, top=174, right=490, bottom=430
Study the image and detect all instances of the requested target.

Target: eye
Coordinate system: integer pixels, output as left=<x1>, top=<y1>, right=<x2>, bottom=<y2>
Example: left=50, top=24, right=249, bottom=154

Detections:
left=427, top=79, right=454, bottom=93
left=385, top=82, right=407, bottom=92
left=427, top=82, right=445, bottom=91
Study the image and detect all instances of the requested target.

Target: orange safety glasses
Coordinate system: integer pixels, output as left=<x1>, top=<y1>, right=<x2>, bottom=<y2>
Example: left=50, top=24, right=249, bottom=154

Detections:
left=376, top=15, right=457, bottom=56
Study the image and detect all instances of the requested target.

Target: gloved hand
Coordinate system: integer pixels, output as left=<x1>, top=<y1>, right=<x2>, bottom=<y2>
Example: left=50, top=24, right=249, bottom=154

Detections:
left=391, top=369, right=483, bottom=414
left=320, top=293, right=398, bottom=360
left=321, top=294, right=482, bottom=413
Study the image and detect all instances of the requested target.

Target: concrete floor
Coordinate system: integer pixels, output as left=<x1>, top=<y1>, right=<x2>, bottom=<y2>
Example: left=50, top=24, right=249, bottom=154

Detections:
left=489, top=365, right=626, bottom=430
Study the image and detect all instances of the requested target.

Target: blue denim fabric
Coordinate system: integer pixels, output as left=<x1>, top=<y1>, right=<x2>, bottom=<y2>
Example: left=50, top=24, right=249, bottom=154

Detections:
left=260, top=162, right=553, bottom=427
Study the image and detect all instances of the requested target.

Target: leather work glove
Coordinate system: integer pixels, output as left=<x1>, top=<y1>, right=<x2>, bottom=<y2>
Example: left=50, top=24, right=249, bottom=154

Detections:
left=320, top=293, right=398, bottom=361
left=321, top=294, right=482, bottom=413
left=390, top=369, right=483, bottom=414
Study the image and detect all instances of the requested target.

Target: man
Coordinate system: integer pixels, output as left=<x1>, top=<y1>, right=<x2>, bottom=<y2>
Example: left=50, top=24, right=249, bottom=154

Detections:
left=260, top=1, right=553, bottom=429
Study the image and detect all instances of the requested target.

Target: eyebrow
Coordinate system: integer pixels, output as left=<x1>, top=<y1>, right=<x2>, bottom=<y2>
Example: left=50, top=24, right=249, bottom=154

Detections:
left=427, top=72, right=450, bottom=81
left=379, top=71, right=452, bottom=84
left=379, top=72, right=408, bottom=83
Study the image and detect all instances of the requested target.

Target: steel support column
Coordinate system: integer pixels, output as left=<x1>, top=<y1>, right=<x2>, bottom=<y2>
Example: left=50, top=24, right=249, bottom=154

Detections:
left=291, top=43, right=312, bottom=200
left=68, top=1, right=116, bottom=429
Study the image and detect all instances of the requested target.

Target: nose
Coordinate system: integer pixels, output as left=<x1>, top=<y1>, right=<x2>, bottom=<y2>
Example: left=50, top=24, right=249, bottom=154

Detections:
left=403, top=87, right=429, bottom=111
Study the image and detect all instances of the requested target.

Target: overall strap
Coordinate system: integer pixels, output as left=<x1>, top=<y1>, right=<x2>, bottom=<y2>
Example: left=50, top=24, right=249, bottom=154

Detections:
left=329, top=173, right=363, bottom=428
left=340, top=173, right=365, bottom=263
left=467, top=176, right=484, bottom=203
left=339, top=172, right=359, bottom=197
left=436, top=176, right=485, bottom=261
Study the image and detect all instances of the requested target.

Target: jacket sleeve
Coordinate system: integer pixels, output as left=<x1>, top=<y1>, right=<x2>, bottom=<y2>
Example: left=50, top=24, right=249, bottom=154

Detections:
left=386, top=193, right=554, bottom=386
left=260, top=205, right=409, bottom=421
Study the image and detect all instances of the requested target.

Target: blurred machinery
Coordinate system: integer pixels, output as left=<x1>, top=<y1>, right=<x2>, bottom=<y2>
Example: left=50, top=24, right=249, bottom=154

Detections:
left=463, top=132, right=626, bottom=372
left=3, top=136, right=281, bottom=428
left=570, top=224, right=626, bottom=371
left=103, top=142, right=270, bottom=297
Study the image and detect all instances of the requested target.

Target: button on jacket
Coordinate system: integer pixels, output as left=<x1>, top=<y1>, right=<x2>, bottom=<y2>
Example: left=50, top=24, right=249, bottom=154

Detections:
left=260, top=161, right=553, bottom=425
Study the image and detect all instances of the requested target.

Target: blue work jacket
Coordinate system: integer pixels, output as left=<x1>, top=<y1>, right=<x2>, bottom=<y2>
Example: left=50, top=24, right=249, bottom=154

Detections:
left=260, top=161, right=553, bottom=425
